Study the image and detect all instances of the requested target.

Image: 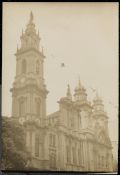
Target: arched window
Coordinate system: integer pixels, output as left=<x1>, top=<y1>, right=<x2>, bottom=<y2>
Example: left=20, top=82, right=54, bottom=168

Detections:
left=22, top=59, right=26, bottom=74
left=36, top=60, right=40, bottom=74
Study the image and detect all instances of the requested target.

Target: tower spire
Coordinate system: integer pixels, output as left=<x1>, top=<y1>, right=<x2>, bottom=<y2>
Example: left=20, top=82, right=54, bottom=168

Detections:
left=78, top=76, right=82, bottom=88
left=29, top=11, right=34, bottom=24
left=66, top=84, right=72, bottom=100
left=96, top=89, right=99, bottom=99
left=42, top=46, right=44, bottom=55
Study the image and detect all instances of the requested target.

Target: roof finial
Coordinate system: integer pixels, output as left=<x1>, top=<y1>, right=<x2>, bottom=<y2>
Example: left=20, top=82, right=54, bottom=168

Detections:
left=42, top=46, right=44, bottom=54
left=96, top=89, right=99, bottom=98
left=17, top=44, right=19, bottom=51
left=95, top=89, right=102, bottom=101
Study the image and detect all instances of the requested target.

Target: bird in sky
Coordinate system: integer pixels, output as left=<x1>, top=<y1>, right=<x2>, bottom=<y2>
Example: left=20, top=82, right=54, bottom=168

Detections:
left=61, top=63, right=65, bottom=67
left=50, top=53, right=66, bottom=68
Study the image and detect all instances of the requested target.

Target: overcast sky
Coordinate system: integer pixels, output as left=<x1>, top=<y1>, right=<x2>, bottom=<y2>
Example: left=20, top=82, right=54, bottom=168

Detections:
left=2, top=2, right=118, bottom=156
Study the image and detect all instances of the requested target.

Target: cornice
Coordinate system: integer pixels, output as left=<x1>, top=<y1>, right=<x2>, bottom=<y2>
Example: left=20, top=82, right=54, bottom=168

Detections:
left=15, top=47, right=45, bottom=59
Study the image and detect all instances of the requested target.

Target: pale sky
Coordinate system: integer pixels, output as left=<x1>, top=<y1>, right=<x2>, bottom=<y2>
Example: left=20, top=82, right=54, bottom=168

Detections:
left=2, top=2, right=118, bottom=158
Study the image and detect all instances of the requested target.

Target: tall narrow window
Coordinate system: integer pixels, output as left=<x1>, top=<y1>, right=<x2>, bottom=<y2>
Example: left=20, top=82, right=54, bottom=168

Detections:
left=49, top=134, right=56, bottom=147
left=50, top=153, right=56, bottom=169
left=81, top=142, right=84, bottom=165
left=66, top=145, right=71, bottom=163
left=53, top=135, right=56, bottom=147
left=36, top=99, right=41, bottom=117
left=78, top=148, right=81, bottom=165
left=22, top=59, right=26, bottom=74
left=49, top=134, right=52, bottom=146
left=67, top=110, right=69, bottom=127
left=78, top=111, right=81, bottom=129
left=72, top=147, right=76, bottom=164
left=36, top=60, right=40, bottom=74
left=19, top=98, right=25, bottom=117
left=71, top=117, right=74, bottom=128
left=35, top=134, right=39, bottom=157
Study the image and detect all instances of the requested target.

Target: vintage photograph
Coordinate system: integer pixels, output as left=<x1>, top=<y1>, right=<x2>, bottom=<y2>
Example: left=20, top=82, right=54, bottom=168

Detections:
left=1, top=2, right=118, bottom=172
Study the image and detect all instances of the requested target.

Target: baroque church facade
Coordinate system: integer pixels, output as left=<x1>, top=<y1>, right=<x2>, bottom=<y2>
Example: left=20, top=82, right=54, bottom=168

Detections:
left=10, top=12, right=113, bottom=171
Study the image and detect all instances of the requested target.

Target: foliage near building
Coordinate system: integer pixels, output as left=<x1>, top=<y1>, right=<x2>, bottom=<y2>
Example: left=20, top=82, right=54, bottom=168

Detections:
left=1, top=117, right=30, bottom=170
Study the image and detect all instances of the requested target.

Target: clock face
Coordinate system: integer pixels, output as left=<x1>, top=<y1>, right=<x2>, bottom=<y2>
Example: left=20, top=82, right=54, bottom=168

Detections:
left=21, top=77, right=25, bottom=83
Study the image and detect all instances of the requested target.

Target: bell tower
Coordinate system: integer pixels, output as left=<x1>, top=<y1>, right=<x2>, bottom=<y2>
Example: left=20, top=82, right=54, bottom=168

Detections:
left=10, top=12, right=48, bottom=122
left=74, top=78, right=92, bottom=129
left=92, top=92, right=109, bottom=134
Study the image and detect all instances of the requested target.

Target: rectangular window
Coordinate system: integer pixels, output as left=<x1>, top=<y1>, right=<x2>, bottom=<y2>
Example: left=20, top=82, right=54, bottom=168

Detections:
left=78, top=148, right=81, bottom=165
left=49, top=134, right=52, bottom=146
left=20, top=101, right=24, bottom=116
left=67, top=110, right=69, bottom=127
left=81, top=142, right=84, bottom=165
left=53, top=135, right=56, bottom=146
left=66, top=146, right=71, bottom=163
left=71, top=117, right=74, bottom=128
left=35, top=134, right=39, bottom=157
left=49, top=134, right=56, bottom=147
left=36, top=101, right=40, bottom=116
left=72, top=147, right=76, bottom=164
left=50, top=153, right=56, bottom=168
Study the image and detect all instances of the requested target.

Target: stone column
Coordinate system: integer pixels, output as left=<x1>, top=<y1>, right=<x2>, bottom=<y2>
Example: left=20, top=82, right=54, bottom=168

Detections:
left=58, top=132, right=66, bottom=170
left=83, top=140, right=88, bottom=171
left=88, top=142, right=94, bottom=171
left=26, top=131, right=30, bottom=148
left=12, top=95, right=17, bottom=117
left=43, top=133, right=49, bottom=160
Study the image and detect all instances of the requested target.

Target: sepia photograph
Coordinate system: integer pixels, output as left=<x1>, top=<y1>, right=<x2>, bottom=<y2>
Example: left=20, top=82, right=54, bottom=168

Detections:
left=1, top=2, right=118, bottom=173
